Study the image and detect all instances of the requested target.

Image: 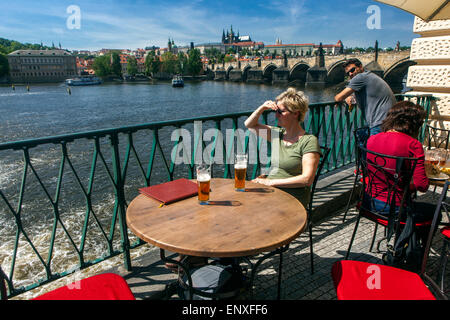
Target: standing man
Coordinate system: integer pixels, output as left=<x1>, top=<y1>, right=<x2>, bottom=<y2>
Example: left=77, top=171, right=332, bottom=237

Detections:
left=335, top=58, right=396, bottom=137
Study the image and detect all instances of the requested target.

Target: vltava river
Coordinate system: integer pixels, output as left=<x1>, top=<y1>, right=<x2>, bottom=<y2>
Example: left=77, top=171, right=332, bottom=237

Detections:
left=0, top=81, right=341, bottom=143
left=0, top=80, right=342, bottom=298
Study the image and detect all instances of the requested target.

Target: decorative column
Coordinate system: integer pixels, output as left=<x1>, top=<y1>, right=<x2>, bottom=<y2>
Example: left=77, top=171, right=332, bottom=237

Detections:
left=407, top=17, right=450, bottom=129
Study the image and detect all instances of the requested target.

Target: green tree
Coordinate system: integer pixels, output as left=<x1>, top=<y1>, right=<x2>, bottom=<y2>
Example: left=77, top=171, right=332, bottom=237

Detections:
left=145, top=51, right=161, bottom=75
left=127, top=56, right=138, bottom=76
left=160, top=52, right=178, bottom=74
left=177, top=52, right=187, bottom=75
left=92, top=55, right=112, bottom=77
left=186, top=49, right=202, bottom=76
left=111, top=52, right=122, bottom=77
left=224, top=55, right=235, bottom=63
left=0, top=53, right=9, bottom=77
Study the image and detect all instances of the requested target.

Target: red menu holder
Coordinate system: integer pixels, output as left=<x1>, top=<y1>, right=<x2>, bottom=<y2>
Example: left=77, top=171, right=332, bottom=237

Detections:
left=139, top=178, right=198, bottom=205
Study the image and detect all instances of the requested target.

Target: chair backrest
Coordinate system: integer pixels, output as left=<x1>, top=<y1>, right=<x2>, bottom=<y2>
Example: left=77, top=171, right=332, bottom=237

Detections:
left=359, top=145, right=419, bottom=239
left=421, top=181, right=449, bottom=299
left=422, top=181, right=449, bottom=272
left=307, top=146, right=331, bottom=215
left=0, top=266, right=8, bottom=300
left=354, top=127, right=370, bottom=160
left=426, top=124, right=450, bottom=149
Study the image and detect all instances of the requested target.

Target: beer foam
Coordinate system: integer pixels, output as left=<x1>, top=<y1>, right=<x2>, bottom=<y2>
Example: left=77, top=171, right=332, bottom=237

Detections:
left=234, top=163, right=247, bottom=169
left=197, top=173, right=211, bottom=182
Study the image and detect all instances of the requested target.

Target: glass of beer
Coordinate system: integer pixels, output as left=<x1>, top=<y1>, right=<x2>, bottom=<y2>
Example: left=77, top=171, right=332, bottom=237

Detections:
left=234, top=154, right=248, bottom=192
left=425, top=149, right=439, bottom=176
left=196, top=164, right=211, bottom=205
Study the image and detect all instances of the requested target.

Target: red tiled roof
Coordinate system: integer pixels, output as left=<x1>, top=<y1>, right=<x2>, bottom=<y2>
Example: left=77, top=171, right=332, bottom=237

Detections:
left=232, top=41, right=256, bottom=46
left=315, top=44, right=339, bottom=48
left=265, top=43, right=314, bottom=47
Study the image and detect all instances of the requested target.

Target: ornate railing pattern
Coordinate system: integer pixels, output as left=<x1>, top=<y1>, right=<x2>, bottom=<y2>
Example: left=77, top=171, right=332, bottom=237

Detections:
left=0, top=95, right=432, bottom=298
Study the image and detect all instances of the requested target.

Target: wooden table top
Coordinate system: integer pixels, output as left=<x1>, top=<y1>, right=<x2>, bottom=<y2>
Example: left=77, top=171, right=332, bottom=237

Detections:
left=429, top=177, right=449, bottom=187
left=126, top=178, right=307, bottom=258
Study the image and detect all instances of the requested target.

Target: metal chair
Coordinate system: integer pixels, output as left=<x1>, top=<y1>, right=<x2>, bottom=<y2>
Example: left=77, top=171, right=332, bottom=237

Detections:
left=332, top=181, right=448, bottom=300
left=344, top=146, right=421, bottom=262
left=306, top=145, right=330, bottom=274
left=435, top=185, right=450, bottom=295
left=160, top=250, right=250, bottom=300
left=342, top=127, right=370, bottom=223
left=425, top=124, right=450, bottom=149
left=0, top=267, right=135, bottom=300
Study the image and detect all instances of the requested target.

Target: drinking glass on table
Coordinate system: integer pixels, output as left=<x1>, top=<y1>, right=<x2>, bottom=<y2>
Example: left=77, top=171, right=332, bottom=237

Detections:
left=435, top=148, right=448, bottom=171
left=234, top=154, right=248, bottom=192
left=440, top=149, right=450, bottom=175
left=196, top=164, right=211, bottom=205
left=424, top=149, right=438, bottom=177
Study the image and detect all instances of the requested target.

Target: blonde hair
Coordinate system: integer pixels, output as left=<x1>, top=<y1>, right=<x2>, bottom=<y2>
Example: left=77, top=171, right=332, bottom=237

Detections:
left=276, top=87, right=309, bottom=122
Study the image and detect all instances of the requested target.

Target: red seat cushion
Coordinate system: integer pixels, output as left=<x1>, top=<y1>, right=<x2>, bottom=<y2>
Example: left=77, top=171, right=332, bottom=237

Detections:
left=441, top=226, right=450, bottom=239
left=33, top=273, right=135, bottom=300
left=358, top=205, right=432, bottom=227
left=331, top=260, right=435, bottom=300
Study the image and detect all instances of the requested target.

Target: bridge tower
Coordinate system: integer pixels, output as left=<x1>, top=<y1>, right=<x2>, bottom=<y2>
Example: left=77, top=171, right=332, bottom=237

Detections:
left=364, top=40, right=384, bottom=78
left=306, top=43, right=327, bottom=89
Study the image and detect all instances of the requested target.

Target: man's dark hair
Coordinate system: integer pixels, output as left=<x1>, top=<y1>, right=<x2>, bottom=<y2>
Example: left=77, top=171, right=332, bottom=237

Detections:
left=342, top=58, right=362, bottom=69
left=381, top=101, right=426, bottom=138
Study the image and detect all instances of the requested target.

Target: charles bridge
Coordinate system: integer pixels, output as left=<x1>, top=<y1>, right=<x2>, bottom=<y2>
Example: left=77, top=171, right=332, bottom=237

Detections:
left=209, top=49, right=411, bottom=92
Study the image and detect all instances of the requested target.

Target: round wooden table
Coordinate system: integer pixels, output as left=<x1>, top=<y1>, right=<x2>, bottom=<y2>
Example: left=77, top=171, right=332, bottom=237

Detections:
left=126, top=178, right=307, bottom=258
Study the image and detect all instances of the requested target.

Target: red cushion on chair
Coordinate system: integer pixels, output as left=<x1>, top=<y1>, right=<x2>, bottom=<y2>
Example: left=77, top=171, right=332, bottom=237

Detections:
left=331, top=260, right=435, bottom=300
left=360, top=209, right=432, bottom=227
left=441, top=226, right=450, bottom=239
left=33, top=273, right=135, bottom=300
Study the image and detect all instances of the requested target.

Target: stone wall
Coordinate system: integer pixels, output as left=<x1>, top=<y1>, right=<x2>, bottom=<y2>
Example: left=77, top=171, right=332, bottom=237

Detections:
left=407, top=17, right=450, bottom=128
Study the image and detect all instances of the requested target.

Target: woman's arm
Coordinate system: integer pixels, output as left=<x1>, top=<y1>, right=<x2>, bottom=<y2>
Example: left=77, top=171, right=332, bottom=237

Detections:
left=253, top=152, right=320, bottom=188
left=244, top=101, right=277, bottom=142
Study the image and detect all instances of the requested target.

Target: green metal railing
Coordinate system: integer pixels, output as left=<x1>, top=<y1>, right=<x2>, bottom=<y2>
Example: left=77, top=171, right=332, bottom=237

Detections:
left=0, top=95, right=433, bottom=298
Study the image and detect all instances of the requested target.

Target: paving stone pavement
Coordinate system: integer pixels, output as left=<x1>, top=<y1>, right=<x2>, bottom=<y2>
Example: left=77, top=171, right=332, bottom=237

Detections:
left=115, top=171, right=450, bottom=301
left=15, top=168, right=449, bottom=301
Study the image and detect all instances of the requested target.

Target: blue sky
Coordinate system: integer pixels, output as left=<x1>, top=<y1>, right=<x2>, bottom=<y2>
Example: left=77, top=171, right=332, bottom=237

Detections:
left=0, top=0, right=417, bottom=51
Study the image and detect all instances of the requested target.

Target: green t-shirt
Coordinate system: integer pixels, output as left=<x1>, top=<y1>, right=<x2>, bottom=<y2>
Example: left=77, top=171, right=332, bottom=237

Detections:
left=267, top=127, right=321, bottom=207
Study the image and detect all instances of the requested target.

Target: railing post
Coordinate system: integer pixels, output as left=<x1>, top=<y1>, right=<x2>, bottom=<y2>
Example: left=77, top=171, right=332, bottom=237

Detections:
left=110, top=133, right=132, bottom=271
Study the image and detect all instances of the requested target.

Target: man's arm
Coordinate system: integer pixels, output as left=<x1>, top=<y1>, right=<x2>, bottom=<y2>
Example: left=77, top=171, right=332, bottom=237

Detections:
left=334, top=87, right=355, bottom=102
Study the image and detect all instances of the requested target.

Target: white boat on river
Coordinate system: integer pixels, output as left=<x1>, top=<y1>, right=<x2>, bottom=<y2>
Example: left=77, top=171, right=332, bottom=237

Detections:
left=65, top=76, right=102, bottom=86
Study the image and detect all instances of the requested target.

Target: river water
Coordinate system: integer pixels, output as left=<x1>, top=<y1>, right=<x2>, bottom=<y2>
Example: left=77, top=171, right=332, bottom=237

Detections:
left=0, top=81, right=340, bottom=142
left=0, top=80, right=341, bottom=298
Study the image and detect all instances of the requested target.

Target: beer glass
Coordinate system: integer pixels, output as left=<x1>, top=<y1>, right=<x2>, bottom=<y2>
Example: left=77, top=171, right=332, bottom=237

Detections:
left=424, top=149, right=439, bottom=176
left=196, top=164, right=211, bottom=204
left=234, top=154, right=247, bottom=191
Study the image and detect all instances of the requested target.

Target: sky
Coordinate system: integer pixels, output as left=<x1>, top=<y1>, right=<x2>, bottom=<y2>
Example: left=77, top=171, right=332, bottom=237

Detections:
left=0, top=0, right=418, bottom=51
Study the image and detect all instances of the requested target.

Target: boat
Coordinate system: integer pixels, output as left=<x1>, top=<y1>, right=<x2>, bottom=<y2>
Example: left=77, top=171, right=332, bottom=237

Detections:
left=65, top=75, right=102, bottom=86
left=171, top=75, right=184, bottom=87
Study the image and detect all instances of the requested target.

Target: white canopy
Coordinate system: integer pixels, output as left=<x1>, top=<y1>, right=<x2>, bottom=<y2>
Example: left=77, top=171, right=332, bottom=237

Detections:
left=375, top=0, right=449, bottom=21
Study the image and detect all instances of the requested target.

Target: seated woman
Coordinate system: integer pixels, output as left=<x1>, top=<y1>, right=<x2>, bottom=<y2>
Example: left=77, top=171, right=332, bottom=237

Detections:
left=244, top=87, right=321, bottom=207
left=364, top=101, right=433, bottom=218
left=364, top=101, right=440, bottom=244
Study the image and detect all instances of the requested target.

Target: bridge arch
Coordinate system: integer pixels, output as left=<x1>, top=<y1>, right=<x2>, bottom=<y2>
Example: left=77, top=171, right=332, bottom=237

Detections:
left=242, top=64, right=252, bottom=82
left=327, top=60, right=347, bottom=85
left=226, top=66, right=234, bottom=80
left=289, top=62, right=310, bottom=84
left=263, top=63, right=277, bottom=82
left=383, top=57, right=416, bottom=93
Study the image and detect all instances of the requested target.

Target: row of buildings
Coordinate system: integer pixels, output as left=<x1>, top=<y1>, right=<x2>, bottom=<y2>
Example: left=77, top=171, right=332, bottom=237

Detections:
left=6, top=28, right=344, bottom=83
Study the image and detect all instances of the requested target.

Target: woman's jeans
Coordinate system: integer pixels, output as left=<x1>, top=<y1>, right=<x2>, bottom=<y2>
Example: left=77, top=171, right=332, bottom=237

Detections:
left=362, top=195, right=437, bottom=223
left=362, top=194, right=441, bottom=244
